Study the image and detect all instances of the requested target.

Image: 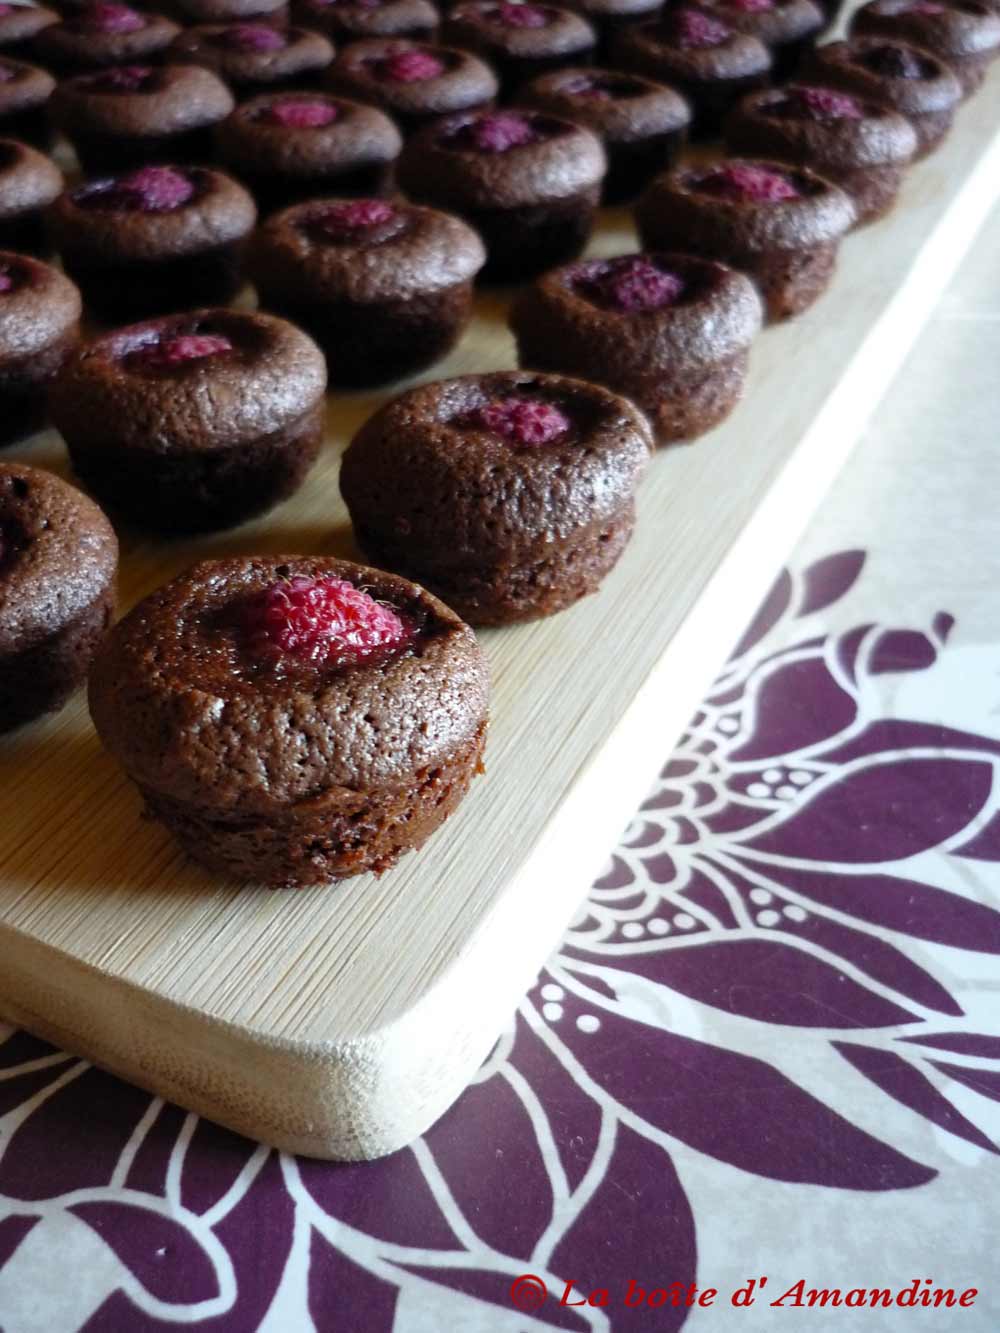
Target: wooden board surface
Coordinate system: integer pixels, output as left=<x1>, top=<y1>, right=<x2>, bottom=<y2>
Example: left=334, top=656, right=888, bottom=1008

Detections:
left=2, top=70, right=999, bottom=1160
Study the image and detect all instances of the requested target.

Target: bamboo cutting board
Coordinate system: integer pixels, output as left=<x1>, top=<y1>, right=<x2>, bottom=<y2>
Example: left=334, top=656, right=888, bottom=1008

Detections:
left=1, top=72, right=999, bottom=1160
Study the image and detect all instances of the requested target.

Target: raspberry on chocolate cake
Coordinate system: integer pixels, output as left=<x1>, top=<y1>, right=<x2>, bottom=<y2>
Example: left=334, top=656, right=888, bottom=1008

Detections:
left=397, top=108, right=605, bottom=281
left=51, top=62, right=235, bottom=172
left=0, top=252, right=81, bottom=447
left=291, top=0, right=440, bottom=44
left=0, top=3, right=58, bottom=57
left=804, top=37, right=962, bottom=157
left=170, top=23, right=335, bottom=91
left=88, top=555, right=489, bottom=888
left=0, top=461, right=117, bottom=733
left=441, top=1, right=596, bottom=91
left=510, top=251, right=762, bottom=442
left=48, top=164, right=257, bottom=321
left=692, top=0, right=824, bottom=78
left=636, top=158, right=855, bottom=320
left=0, top=56, right=55, bottom=146
left=215, top=91, right=401, bottom=212
left=517, top=66, right=690, bottom=203
left=341, top=369, right=651, bottom=625
left=325, top=38, right=498, bottom=129
left=0, top=138, right=62, bottom=255
left=51, top=309, right=327, bottom=533
left=249, top=197, right=485, bottom=385
left=613, top=7, right=772, bottom=137
left=851, top=0, right=1000, bottom=96
left=725, top=83, right=918, bottom=223
left=33, top=4, right=180, bottom=74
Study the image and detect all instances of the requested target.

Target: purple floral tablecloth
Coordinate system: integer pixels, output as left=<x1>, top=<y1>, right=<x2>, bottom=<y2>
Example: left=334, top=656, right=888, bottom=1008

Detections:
left=1, top=206, right=999, bottom=1333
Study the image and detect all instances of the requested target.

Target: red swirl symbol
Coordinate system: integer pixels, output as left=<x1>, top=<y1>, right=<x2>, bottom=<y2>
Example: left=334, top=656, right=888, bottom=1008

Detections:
left=510, top=1274, right=548, bottom=1312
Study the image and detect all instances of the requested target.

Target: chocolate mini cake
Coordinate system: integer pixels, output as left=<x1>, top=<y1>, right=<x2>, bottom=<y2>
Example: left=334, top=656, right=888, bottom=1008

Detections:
left=442, top=1, right=596, bottom=91
left=49, top=164, right=257, bottom=320
left=804, top=37, right=962, bottom=157
left=0, top=252, right=81, bottom=447
left=215, top=91, right=402, bottom=212
left=0, top=461, right=117, bottom=733
left=325, top=38, right=498, bottom=129
left=341, top=370, right=652, bottom=624
left=88, top=555, right=489, bottom=888
left=292, top=0, right=439, bottom=44
left=33, top=4, right=180, bottom=74
left=51, top=309, right=326, bottom=532
left=170, top=23, right=335, bottom=91
left=0, top=138, right=62, bottom=255
left=51, top=63, right=235, bottom=172
left=397, top=109, right=605, bottom=281
left=517, top=66, right=690, bottom=203
left=0, top=58, right=55, bottom=148
left=693, top=0, right=824, bottom=78
left=614, top=8, right=772, bottom=137
left=851, top=0, right=1000, bottom=96
left=510, top=252, right=762, bottom=442
left=0, top=3, right=58, bottom=57
left=561, top=0, right=663, bottom=60
left=726, top=84, right=917, bottom=224
left=636, top=159, right=855, bottom=320
left=250, top=197, right=485, bottom=385
left=172, top=0, right=289, bottom=27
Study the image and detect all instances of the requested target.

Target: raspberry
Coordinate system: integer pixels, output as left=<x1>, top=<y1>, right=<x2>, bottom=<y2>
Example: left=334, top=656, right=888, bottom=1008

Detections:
left=82, top=165, right=196, bottom=212
left=455, top=111, right=537, bottom=152
left=0, top=5, right=12, bottom=13
left=492, top=1, right=549, bottom=24
left=464, top=397, right=570, bottom=445
left=780, top=85, right=864, bottom=119
left=574, top=256, right=685, bottom=312
left=695, top=162, right=800, bottom=202
left=375, top=48, right=445, bottom=80
left=559, top=73, right=614, bottom=98
left=128, top=333, right=233, bottom=370
left=265, top=98, right=338, bottom=127
left=87, top=64, right=155, bottom=91
left=667, top=7, right=732, bottom=46
left=311, top=199, right=398, bottom=239
left=79, top=3, right=146, bottom=31
left=243, top=575, right=413, bottom=667
left=862, top=41, right=926, bottom=77
left=217, top=23, right=286, bottom=49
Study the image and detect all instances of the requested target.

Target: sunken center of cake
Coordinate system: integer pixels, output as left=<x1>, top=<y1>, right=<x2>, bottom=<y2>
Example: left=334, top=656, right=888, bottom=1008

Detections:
left=264, top=97, right=339, bottom=126
left=900, top=1, right=946, bottom=12
left=463, top=396, right=571, bottom=445
left=559, top=72, right=644, bottom=98
left=666, top=8, right=733, bottom=47
left=861, top=42, right=929, bottom=76
left=725, top=0, right=776, bottom=11
left=214, top=23, right=288, bottom=49
left=242, top=574, right=416, bottom=668
left=126, top=332, right=234, bottom=371
left=774, top=85, right=865, bottom=119
left=572, top=256, right=686, bottom=313
left=304, top=198, right=406, bottom=244
left=75, top=165, right=197, bottom=212
left=450, top=111, right=543, bottom=152
left=76, top=3, right=147, bottom=32
left=488, top=2, right=552, bottom=26
left=694, top=162, right=801, bottom=201
left=372, top=48, right=446, bottom=80
left=84, top=64, right=158, bottom=92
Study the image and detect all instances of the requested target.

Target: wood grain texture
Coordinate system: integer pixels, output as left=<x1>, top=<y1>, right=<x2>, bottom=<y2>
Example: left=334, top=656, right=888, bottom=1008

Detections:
left=2, top=71, right=999, bottom=1159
